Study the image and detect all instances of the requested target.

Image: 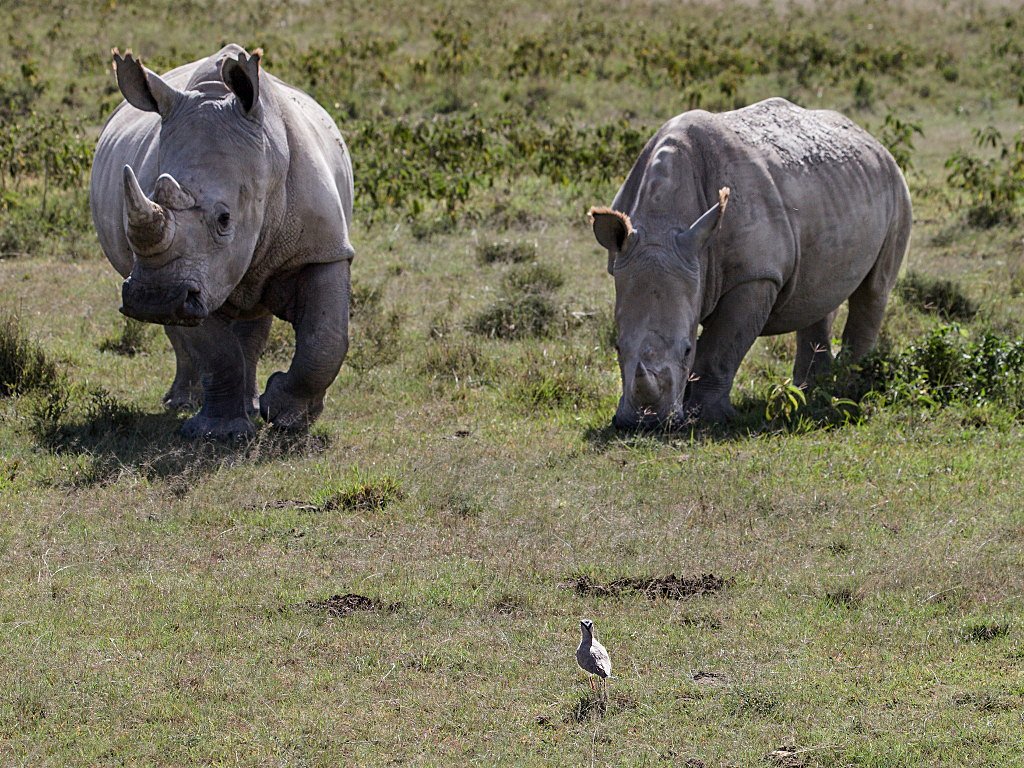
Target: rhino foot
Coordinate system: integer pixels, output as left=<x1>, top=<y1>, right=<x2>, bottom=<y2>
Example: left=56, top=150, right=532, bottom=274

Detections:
left=685, top=398, right=736, bottom=423
left=163, top=384, right=202, bottom=413
left=259, top=371, right=324, bottom=431
left=180, top=413, right=255, bottom=441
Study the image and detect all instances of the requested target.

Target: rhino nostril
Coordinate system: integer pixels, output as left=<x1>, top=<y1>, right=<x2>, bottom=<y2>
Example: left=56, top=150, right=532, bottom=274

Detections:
left=180, top=289, right=208, bottom=320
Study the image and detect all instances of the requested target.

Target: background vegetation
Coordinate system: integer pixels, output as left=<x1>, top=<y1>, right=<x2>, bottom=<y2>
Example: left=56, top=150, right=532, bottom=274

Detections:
left=2, top=0, right=1024, bottom=764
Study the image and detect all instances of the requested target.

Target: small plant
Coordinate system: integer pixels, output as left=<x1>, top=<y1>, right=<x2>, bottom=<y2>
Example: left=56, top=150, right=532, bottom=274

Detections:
left=507, top=347, right=604, bottom=410
left=347, top=282, right=403, bottom=371
left=0, top=313, right=60, bottom=396
left=879, top=111, right=923, bottom=172
left=421, top=336, right=493, bottom=386
left=476, top=239, right=537, bottom=264
left=945, top=126, right=1024, bottom=227
left=98, top=316, right=153, bottom=357
left=469, top=263, right=566, bottom=340
left=897, top=271, right=977, bottom=321
left=763, top=378, right=807, bottom=423
left=312, top=469, right=404, bottom=512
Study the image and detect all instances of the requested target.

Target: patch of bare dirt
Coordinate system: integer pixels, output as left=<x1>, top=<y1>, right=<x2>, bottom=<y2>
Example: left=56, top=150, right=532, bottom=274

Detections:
left=302, top=593, right=390, bottom=618
left=568, top=572, right=731, bottom=600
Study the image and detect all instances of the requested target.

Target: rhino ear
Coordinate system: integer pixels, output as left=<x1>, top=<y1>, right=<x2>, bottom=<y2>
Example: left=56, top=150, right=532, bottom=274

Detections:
left=678, top=187, right=731, bottom=253
left=589, top=207, right=636, bottom=274
left=222, top=48, right=262, bottom=117
left=112, top=49, right=181, bottom=119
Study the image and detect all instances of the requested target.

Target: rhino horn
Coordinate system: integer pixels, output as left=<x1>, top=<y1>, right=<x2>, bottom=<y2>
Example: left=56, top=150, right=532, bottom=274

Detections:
left=632, top=361, right=662, bottom=406
left=152, top=173, right=195, bottom=210
left=123, top=164, right=175, bottom=257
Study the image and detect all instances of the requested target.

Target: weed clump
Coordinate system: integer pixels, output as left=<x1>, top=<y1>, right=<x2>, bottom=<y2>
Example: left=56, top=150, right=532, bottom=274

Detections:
left=507, top=347, right=605, bottom=410
left=897, top=272, right=978, bottom=321
left=421, top=336, right=493, bottom=386
left=477, top=239, right=537, bottom=264
left=347, top=282, right=403, bottom=370
left=313, top=469, right=404, bottom=512
left=0, top=313, right=60, bottom=395
left=469, top=262, right=564, bottom=340
left=98, top=317, right=153, bottom=356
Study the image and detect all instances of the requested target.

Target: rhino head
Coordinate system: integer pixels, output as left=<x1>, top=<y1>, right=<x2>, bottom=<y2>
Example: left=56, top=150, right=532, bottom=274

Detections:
left=112, top=48, right=273, bottom=325
left=590, top=188, right=729, bottom=429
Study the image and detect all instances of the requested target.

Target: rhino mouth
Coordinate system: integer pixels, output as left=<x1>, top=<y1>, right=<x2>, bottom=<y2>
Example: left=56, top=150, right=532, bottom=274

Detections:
left=120, top=277, right=208, bottom=326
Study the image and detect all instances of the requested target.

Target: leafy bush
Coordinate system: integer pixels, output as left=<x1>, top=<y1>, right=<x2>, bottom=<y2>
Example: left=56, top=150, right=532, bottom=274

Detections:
left=946, top=126, right=1024, bottom=227
left=897, top=272, right=978, bottom=321
left=0, top=313, right=60, bottom=396
left=98, top=317, right=154, bottom=357
left=477, top=240, right=537, bottom=264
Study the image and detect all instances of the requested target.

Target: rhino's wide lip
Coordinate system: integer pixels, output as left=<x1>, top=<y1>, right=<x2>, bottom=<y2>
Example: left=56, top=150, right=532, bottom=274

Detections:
left=612, top=408, right=696, bottom=432
left=120, top=277, right=209, bottom=326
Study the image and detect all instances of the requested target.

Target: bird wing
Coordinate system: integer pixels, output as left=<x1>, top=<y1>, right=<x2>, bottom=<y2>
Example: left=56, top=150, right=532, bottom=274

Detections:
left=590, top=644, right=612, bottom=678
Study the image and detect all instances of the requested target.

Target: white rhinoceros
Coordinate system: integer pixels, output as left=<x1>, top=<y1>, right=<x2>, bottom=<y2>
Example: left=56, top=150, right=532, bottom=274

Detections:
left=589, top=97, right=912, bottom=429
left=90, top=44, right=354, bottom=438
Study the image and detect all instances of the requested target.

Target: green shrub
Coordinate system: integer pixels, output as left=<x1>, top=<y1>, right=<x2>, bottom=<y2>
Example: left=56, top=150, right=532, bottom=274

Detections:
left=476, top=240, right=537, bottom=264
left=468, top=294, right=559, bottom=340
left=897, top=272, right=978, bottom=321
left=312, top=469, right=404, bottom=512
left=0, top=313, right=60, bottom=396
left=946, top=126, right=1024, bottom=227
left=98, top=317, right=154, bottom=357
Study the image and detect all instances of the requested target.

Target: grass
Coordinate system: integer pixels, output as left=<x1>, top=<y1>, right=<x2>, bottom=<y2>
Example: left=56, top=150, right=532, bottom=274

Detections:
left=3, top=0, right=1024, bottom=765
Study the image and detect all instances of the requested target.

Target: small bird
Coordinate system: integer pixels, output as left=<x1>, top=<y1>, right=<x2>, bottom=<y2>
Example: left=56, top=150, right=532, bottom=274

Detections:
left=576, top=619, right=613, bottom=697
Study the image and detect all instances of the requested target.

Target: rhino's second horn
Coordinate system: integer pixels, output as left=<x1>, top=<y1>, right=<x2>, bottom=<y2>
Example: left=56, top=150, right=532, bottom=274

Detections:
left=123, top=164, right=175, bottom=257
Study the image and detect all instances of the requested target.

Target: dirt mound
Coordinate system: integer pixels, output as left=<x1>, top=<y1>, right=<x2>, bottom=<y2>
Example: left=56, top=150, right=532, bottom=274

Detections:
left=302, top=593, right=387, bottom=617
left=568, top=572, right=730, bottom=600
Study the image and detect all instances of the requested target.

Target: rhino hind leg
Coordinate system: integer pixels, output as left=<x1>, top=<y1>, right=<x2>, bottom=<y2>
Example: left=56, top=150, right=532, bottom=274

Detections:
left=163, top=326, right=202, bottom=411
left=841, top=204, right=911, bottom=361
left=793, top=311, right=837, bottom=388
left=233, top=316, right=273, bottom=417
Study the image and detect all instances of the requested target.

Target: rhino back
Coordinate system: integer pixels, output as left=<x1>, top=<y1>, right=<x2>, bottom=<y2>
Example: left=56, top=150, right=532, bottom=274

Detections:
left=619, top=98, right=910, bottom=332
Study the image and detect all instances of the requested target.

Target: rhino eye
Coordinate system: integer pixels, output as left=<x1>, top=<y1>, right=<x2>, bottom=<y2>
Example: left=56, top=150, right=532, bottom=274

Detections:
left=217, top=212, right=231, bottom=229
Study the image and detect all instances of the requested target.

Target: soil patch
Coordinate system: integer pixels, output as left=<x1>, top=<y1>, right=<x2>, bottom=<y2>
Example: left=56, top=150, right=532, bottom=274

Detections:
left=568, top=572, right=731, bottom=600
left=302, top=593, right=390, bottom=618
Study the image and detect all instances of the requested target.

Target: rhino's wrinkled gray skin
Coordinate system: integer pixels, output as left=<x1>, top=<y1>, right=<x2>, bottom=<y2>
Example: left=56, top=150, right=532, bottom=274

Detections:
left=590, top=98, right=912, bottom=429
left=90, top=45, right=354, bottom=438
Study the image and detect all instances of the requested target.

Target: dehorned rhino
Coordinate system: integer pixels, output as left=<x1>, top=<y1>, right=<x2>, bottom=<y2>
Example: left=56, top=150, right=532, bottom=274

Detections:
left=589, top=97, right=911, bottom=429
left=90, top=44, right=354, bottom=438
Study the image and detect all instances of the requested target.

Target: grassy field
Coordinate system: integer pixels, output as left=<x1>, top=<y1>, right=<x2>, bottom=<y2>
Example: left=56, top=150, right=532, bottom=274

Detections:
left=3, top=0, right=1024, bottom=765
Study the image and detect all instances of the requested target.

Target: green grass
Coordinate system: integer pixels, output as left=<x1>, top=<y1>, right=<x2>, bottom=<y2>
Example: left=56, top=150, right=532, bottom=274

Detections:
left=3, top=0, right=1024, bottom=765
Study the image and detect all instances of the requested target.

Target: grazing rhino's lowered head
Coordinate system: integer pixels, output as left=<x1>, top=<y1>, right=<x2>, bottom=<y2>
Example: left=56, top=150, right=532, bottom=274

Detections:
left=112, top=48, right=274, bottom=326
left=590, top=188, right=729, bottom=430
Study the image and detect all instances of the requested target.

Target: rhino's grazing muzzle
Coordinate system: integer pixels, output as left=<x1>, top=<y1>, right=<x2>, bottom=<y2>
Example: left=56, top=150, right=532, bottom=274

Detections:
left=120, top=276, right=208, bottom=326
left=123, top=165, right=194, bottom=258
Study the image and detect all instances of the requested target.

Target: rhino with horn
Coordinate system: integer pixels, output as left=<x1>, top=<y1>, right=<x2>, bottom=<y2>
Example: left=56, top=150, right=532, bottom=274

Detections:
left=90, top=45, right=355, bottom=438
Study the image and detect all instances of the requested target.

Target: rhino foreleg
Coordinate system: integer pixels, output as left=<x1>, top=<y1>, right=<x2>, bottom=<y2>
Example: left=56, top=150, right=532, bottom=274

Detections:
left=688, top=280, right=779, bottom=422
left=163, top=326, right=203, bottom=411
left=260, top=260, right=350, bottom=430
left=233, top=315, right=273, bottom=417
left=176, top=316, right=254, bottom=439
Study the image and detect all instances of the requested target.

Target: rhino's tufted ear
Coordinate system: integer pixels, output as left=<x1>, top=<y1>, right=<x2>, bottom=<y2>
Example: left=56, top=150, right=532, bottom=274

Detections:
left=677, top=187, right=731, bottom=255
left=589, top=207, right=636, bottom=274
left=221, top=48, right=262, bottom=118
left=112, top=49, right=181, bottom=119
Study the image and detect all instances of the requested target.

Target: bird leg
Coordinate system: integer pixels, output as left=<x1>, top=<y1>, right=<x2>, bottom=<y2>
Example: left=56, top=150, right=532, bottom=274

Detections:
left=589, top=677, right=596, bottom=694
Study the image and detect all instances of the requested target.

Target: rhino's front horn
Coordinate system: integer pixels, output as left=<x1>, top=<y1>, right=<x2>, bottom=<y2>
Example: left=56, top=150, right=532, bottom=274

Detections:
left=632, top=361, right=662, bottom=406
left=123, top=164, right=175, bottom=257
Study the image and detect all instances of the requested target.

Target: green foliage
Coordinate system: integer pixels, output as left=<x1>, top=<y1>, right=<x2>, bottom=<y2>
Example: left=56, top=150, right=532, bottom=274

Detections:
left=98, top=317, right=154, bottom=357
left=897, top=271, right=978, bottom=321
left=946, top=126, right=1024, bottom=227
left=476, top=240, right=537, bottom=265
left=347, top=282, right=403, bottom=371
left=469, top=262, right=567, bottom=340
left=421, top=336, right=493, bottom=387
left=312, top=468, right=404, bottom=512
left=763, top=379, right=807, bottom=424
left=506, top=347, right=605, bottom=411
left=879, top=112, right=924, bottom=172
left=0, top=313, right=60, bottom=396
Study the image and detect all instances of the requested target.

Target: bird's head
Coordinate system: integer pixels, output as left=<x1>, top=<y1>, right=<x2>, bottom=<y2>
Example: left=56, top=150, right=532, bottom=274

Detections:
left=580, top=618, right=594, bottom=636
